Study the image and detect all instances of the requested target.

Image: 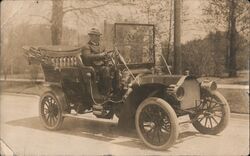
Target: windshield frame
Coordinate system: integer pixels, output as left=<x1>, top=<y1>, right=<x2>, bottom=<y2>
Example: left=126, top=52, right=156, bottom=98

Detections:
left=114, top=23, right=155, bottom=69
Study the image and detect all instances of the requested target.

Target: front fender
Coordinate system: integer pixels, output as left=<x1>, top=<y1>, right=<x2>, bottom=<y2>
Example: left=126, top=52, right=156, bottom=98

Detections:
left=118, top=84, right=166, bottom=130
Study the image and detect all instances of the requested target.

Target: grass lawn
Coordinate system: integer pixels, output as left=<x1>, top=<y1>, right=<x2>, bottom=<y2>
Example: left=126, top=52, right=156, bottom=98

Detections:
left=198, top=70, right=249, bottom=85
left=218, top=88, right=249, bottom=114
left=0, top=73, right=44, bottom=80
left=0, top=81, right=46, bottom=96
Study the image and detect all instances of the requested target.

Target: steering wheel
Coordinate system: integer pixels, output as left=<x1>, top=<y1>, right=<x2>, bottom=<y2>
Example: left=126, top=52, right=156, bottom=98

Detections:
left=104, top=50, right=118, bottom=66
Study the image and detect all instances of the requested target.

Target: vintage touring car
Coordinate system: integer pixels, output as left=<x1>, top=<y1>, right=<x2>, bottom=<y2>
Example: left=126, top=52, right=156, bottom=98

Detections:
left=23, top=23, right=230, bottom=150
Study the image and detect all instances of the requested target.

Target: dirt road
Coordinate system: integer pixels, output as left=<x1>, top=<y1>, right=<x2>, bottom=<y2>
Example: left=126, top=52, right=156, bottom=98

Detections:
left=0, top=94, right=249, bottom=155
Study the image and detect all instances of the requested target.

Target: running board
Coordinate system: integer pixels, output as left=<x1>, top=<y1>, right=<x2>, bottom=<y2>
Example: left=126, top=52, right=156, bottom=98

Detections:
left=63, top=113, right=118, bottom=124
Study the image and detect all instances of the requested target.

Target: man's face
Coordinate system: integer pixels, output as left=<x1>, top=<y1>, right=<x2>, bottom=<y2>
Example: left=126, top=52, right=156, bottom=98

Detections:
left=89, top=34, right=101, bottom=43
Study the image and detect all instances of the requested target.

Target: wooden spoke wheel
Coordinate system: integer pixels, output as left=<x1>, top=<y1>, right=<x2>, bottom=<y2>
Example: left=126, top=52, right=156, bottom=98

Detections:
left=190, top=90, right=230, bottom=135
left=135, top=97, right=179, bottom=150
left=39, top=92, right=64, bottom=130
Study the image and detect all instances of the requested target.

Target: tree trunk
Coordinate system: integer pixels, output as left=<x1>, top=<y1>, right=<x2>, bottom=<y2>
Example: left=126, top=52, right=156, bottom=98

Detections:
left=173, top=0, right=182, bottom=74
left=228, top=0, right=237, bottom=77
left=166, top=0, right=173, bottom=63
left=51, top=0, right=63, bottom=45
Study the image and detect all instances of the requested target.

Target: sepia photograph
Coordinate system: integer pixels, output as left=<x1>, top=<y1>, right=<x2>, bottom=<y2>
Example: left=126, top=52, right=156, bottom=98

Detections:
left=0, top=0, right=249, bottom=155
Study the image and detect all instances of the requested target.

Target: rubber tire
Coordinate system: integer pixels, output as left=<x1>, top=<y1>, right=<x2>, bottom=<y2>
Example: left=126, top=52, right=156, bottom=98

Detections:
left=39, top=92, right=64, bottom=130
left=190, top=90, right=230, bottom=135
left=135, top=97, right=179, bottom=150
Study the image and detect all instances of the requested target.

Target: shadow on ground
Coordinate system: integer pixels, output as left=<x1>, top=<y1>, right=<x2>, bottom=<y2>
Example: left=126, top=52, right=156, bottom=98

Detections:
left=6, top=116, right=213, bottom=151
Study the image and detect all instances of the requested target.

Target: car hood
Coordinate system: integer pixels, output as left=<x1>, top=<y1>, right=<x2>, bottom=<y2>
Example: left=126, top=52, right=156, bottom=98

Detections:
left=137, top=74, right=193, bottom=87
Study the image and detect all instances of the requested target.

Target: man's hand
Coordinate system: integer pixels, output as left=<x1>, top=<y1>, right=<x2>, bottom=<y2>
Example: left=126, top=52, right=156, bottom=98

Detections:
left=100, top=52, right=108, bottom=58
left=99, top=52, right=110, bottom=61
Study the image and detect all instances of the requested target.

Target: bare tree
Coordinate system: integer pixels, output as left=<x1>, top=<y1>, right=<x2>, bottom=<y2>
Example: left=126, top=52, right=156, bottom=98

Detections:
left=138, top=0, right=170, bottom=39
left=51, top=0, right=63, bottom=45
left=202, top=0, right=250, bottom=77
left=33, top=0, right=135, bottom=45
left=166, top=0, right=173, bottom=62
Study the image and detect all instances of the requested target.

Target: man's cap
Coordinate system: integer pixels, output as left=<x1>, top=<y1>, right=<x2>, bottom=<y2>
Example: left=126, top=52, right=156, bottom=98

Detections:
left=88, top=28, right=102, bottom=36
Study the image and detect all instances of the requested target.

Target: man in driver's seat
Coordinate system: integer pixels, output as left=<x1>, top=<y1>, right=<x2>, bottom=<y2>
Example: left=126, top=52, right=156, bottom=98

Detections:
left=81, top=28, right=112, bottom=95
left=81, top=28, right=107, bottom=66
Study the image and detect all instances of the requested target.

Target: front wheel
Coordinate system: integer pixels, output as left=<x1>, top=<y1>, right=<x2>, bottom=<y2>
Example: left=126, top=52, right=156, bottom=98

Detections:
left=190, top=90, right=230, bottom=135
left=39, top=92, right=64, bottom=130
left=135, top=97, right=179, bottom=150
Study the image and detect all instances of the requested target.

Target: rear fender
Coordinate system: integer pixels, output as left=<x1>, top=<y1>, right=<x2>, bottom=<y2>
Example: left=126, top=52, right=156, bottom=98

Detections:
left=41, top=84, right=69, bottom=113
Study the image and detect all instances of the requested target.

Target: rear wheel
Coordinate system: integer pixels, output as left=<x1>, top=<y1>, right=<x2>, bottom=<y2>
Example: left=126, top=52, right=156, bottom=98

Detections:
left=190, top=90, right=230, bottom=135
left=135, top=97, right=179, bottom=150
left=39, top=92, right=64, bottom=130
